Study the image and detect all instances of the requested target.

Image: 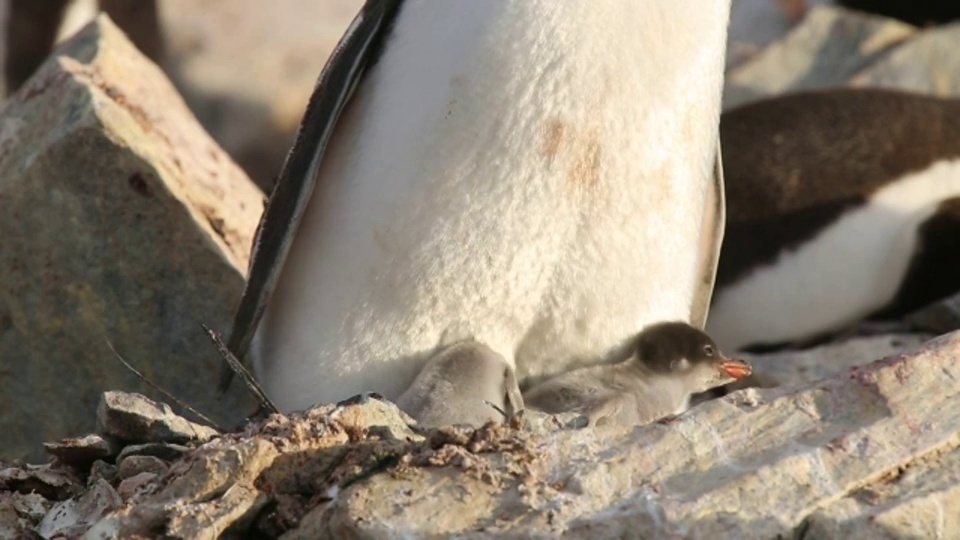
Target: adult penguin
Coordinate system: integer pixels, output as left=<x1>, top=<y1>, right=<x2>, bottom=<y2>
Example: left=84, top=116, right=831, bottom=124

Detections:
left=710, top=88, right=960, bottom=351
left=222, top=1, right=731, bottom=424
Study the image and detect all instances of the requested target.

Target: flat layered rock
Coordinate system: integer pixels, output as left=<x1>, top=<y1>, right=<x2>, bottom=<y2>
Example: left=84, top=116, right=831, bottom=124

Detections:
left=36, top=478, right=122, bottom=539
left=316, top=332, right=960, bottom=538
left=744, top=333, right=931, bottom=388
left=43, top=434, right=119, bottom=468
left=8, top=332, right=947, bottom=538
left=96, top=391, right=218, bottom=445
left=803, top=445, right=960, bottom=539
left=0, top=15, right=260, bottom=460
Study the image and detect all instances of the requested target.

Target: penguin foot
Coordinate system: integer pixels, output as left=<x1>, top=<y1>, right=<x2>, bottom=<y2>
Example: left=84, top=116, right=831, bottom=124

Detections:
left=395, top=340, right=524, bottom=428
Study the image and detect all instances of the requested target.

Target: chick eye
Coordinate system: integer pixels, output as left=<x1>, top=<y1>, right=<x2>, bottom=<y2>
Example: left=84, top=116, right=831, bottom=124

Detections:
left=703, top=344, right=715, bottom=357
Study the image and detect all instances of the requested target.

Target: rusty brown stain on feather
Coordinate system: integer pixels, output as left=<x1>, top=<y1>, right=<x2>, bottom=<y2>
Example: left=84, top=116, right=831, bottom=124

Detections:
left=567, top=127, right=603, bottom=191
left=541, top=120, right=567, bottom=159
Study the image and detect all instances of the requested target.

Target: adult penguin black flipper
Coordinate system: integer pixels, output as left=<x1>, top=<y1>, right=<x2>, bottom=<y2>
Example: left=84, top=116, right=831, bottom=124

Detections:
left=689, top=140, right=726, bottom=330
left=219, top=0, right=404, bottom=392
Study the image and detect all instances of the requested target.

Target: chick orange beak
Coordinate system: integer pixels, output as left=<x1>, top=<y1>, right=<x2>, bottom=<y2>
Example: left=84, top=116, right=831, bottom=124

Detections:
left=718, top=358, right=752, bottom=380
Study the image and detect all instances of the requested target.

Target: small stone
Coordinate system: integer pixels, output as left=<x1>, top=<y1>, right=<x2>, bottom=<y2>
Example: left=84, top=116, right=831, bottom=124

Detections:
left=97, top=391, right=218, bottom=445
left=116, top=472, right=158, bottom=502
left=117, top=455, right=169, bottom=480
left=116, top=442, right=190, bottom=464
left=0, top=464, right=82, bottom=501
left=318, top=394, right=419, bottom=441
left=36, top=479, right=120, bottom=539
left=905, top=291, right=960, bottom=335
left=87, top=461, right=118, bottom=488
left=42, top=434, right=119, bottom=467
left=0, top=492, right=51, bottom=539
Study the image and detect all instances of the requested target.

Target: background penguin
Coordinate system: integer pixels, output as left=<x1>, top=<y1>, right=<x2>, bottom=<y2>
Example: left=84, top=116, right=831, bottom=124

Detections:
left=223, top=0, right=732, bottom=424
left=524, top=322, right=752, bottom=427
left=709, top=88, right=960, bottom=351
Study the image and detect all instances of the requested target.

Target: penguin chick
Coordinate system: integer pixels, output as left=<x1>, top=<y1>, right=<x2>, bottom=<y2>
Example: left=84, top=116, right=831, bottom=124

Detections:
left=523, top=322, right=751, bottom=427
left=396, top=340, right=523, bottom=428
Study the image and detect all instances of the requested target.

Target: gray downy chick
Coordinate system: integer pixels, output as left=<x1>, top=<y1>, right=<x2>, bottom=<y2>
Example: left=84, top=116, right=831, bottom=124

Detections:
left=523, top=322, right=752, bottom=427
left=396, top=340, right=523, bottom=428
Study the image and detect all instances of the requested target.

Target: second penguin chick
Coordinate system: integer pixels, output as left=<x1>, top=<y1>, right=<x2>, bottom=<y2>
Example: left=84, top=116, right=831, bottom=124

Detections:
left=523, top=322, right=751, bottom=427
left=396, top=340, right=523, bottom=428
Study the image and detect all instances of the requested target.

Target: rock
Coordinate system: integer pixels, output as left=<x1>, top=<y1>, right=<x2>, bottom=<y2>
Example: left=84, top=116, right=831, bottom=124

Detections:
left=2, top=0, right=359, bottom=189
left=87, top=460, right=118, bottom=488
left=311, top=332, right=960, bottom=538
left=36, top=479, right=121, bottom=539
left=726, top=0, right=834, bottom=69
left=724, top=5, right=916, bottom=109
left=159, top=0, right=362, bottom=189
left=0, top=492, right=50, bottom=539
left=802, top=445, right=960, bottom=538
left=116, top=442, right=190, bottom=464
left=97, top=391, right=218, bottom=445
left=43, top=434, right=119, bottom=468
left=0, top=463, right=82, bottom=501
left=116, top=472, right=158, bottom=502
left=905, top=291, right=960, bottom=334
left=330, top=392, right=420, bottom=441
left=0, top=14, right=261, bottom=460
left=850, top=21, right=960, bottom=96
left=84, top=397, right=430, bottom=537
left=117, top=455, right=169, bottom=480
left=743, top=333, right=932, bottom=388
left=15, top=331, right=942, bottom=537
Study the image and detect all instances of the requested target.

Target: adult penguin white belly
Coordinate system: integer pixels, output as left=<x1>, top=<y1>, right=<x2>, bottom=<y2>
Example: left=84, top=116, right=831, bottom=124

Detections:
left=224, top=0, right=731, bottom=416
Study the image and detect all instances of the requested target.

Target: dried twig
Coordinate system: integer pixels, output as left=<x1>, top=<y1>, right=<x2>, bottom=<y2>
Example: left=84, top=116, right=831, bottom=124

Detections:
left=104, top=336, right=225, bottom=431
left=202, top=325, right=281, bottom=415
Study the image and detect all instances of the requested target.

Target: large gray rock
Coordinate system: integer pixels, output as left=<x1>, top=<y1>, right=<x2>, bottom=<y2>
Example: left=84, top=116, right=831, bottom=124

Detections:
left=724, top=5, right=916, bottom=109
left=744, top=333, right=932, bottom=388
left=96, top=391, right=218, bottom=445
left=803, top=444, right=960, bottom=539
left=314, top=332, right=960, bottom=538
left=727, top=0, right=834, bottom=69
left=850, top=21, right=960, bottom=96
left=0, top=15, right=261, bottom=460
